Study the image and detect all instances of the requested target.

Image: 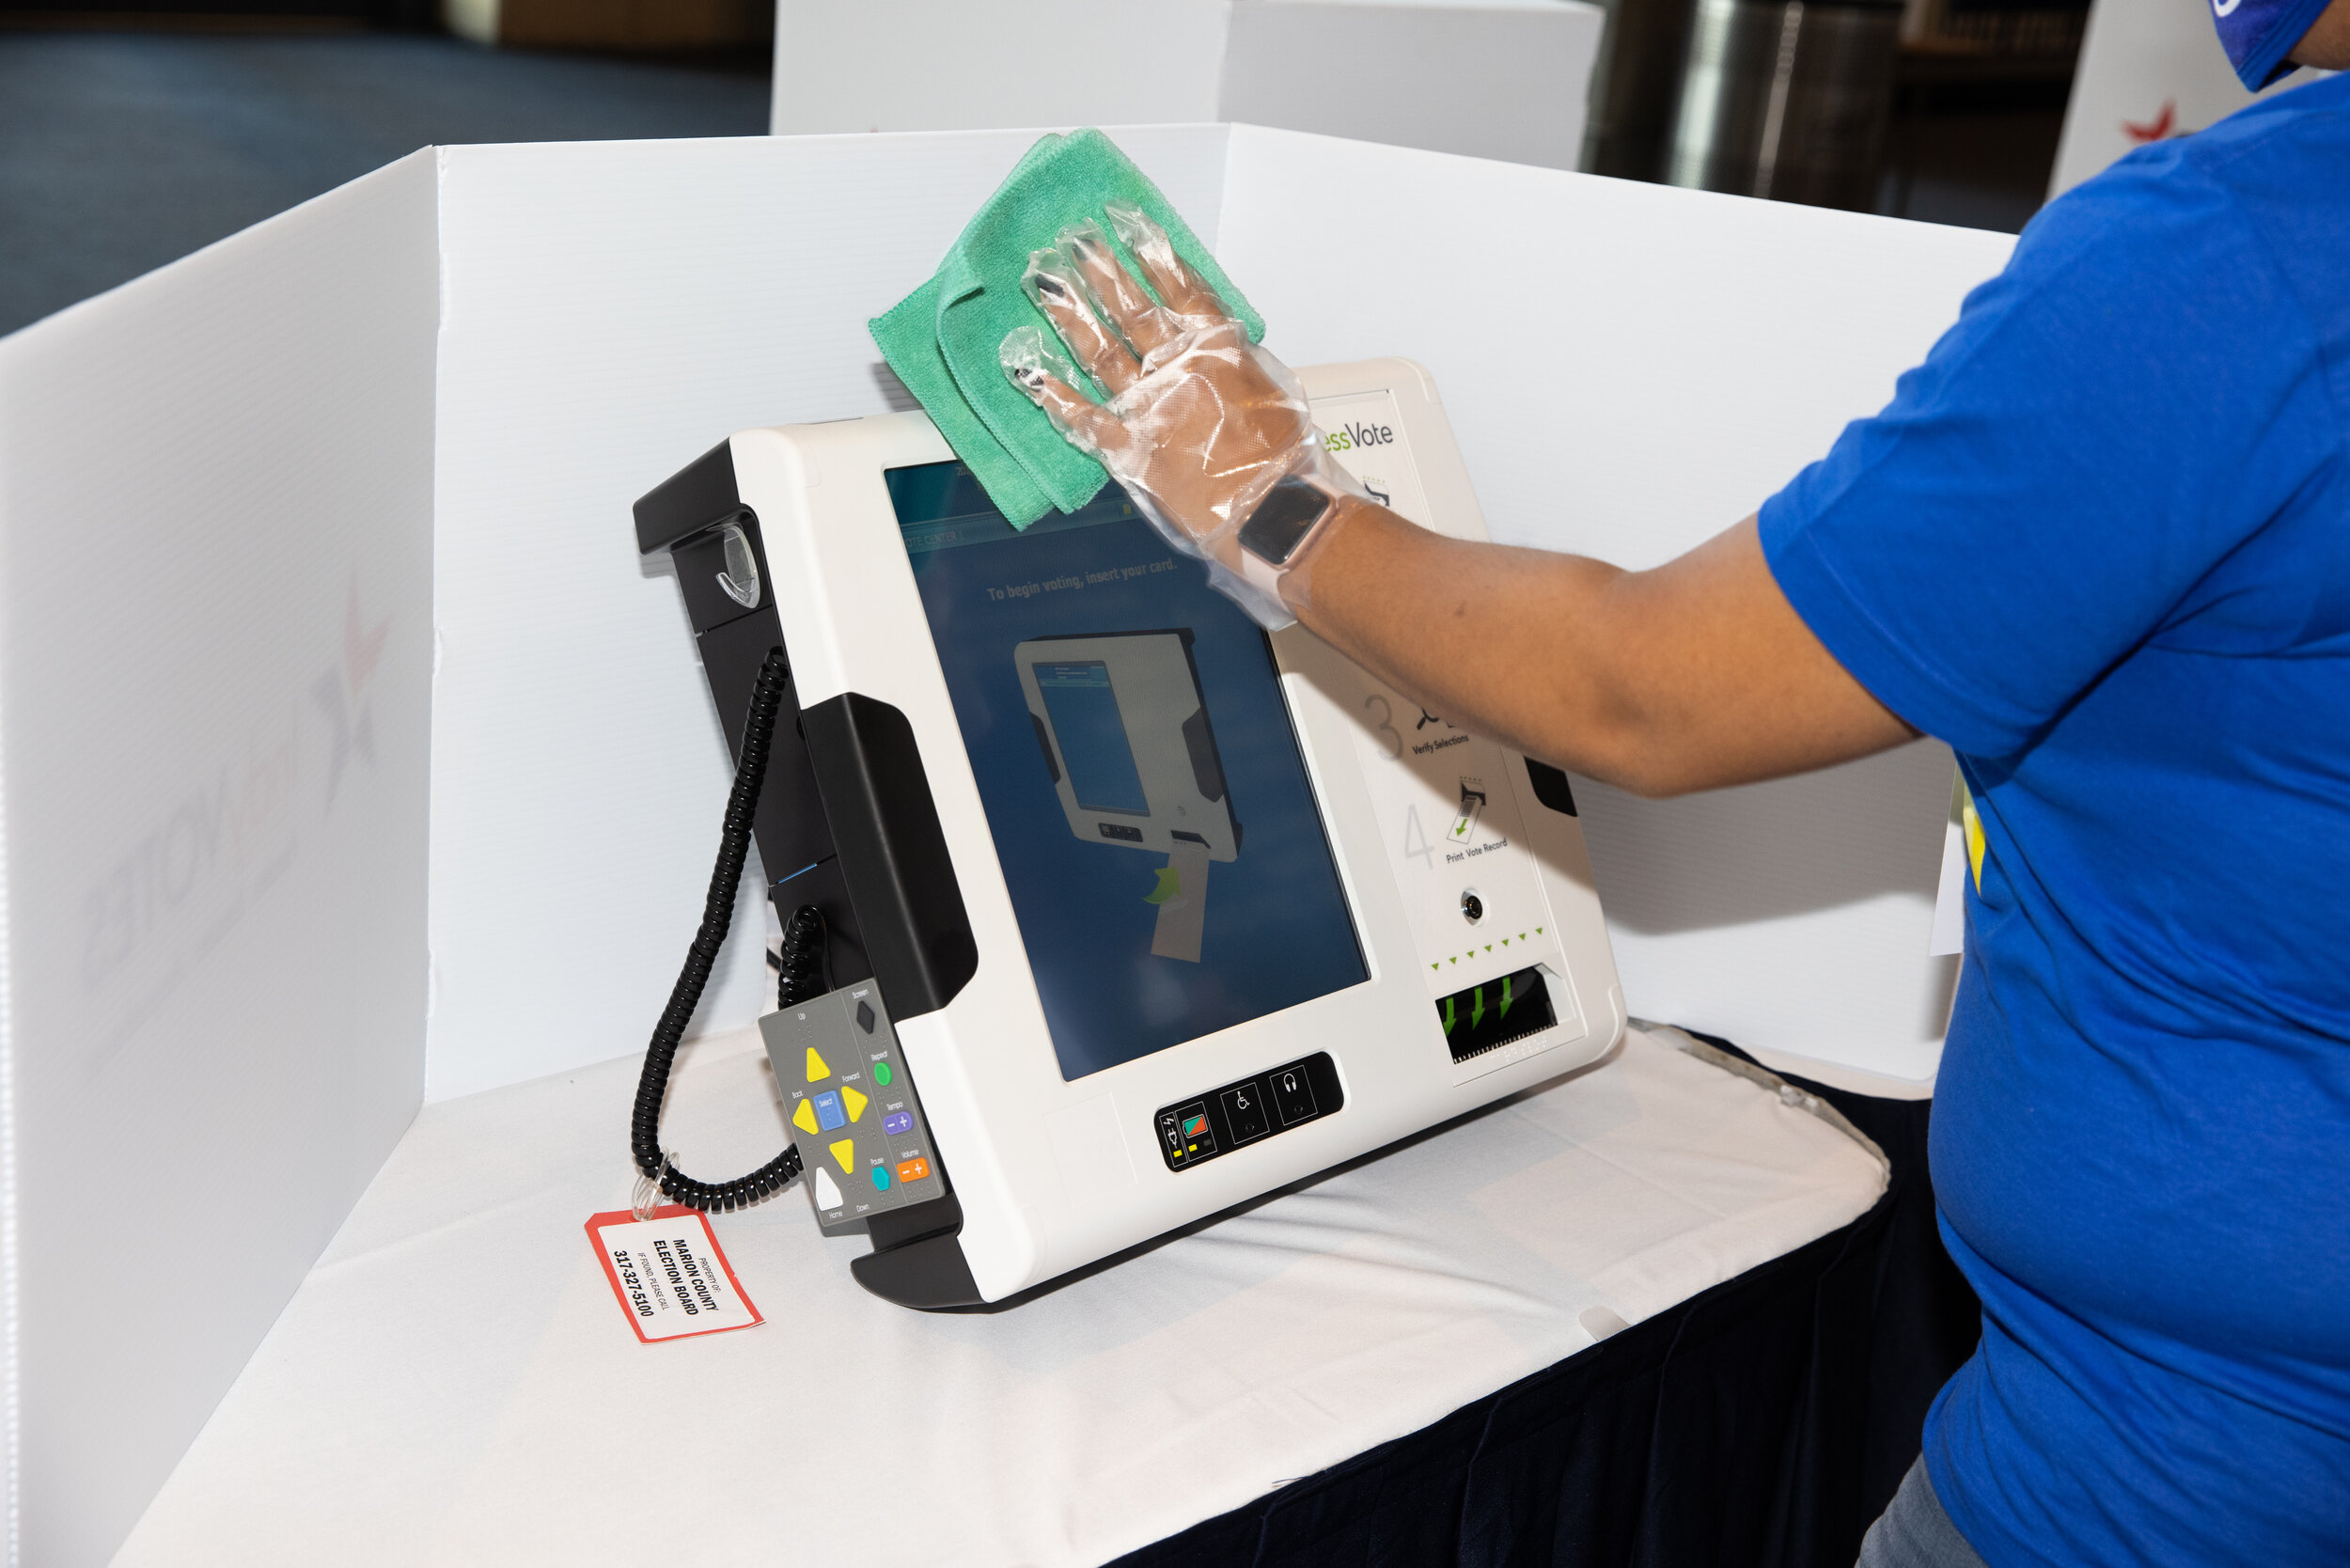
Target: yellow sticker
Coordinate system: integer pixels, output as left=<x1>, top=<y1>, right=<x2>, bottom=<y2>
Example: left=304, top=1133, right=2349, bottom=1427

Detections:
left=1960, top=789, right=1986, bottom=894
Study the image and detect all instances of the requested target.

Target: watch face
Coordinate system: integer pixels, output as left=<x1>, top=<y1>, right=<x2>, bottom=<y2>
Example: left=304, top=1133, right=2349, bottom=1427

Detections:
left=1238, top=478, right=1329, bottom=566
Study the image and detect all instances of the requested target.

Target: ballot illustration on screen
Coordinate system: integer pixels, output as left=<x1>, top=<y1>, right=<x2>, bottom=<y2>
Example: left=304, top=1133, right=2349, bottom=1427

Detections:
left=1015, top=631, right=1241, bottom=964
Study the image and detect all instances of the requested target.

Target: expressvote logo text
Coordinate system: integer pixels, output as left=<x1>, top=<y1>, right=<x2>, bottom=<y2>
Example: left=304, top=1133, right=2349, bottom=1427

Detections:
left=1324, top=421, right=1395, bottom=454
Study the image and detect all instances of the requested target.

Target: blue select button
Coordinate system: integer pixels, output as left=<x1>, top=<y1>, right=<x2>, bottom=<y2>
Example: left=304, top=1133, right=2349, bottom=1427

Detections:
left=870, top=1165, right=891, bottom=1191
left=883, top=1111, right=914, bottom=1136
left=813, top=1090, right=845, bottom=1132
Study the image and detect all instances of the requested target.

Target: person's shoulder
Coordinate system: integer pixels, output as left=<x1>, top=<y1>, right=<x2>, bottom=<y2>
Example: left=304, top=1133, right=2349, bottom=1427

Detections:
left=1933, top=82, right=2335, bottom=421
left=2045, top=73, right=2344, bottom=212
left=2010, top=77, right=2348, bottom=296
left=2185, top=69, right=2350, bottom=171
left=2069, top=73, right=2350, bottom=227
left=2005, top=154, right=2246, bottom=306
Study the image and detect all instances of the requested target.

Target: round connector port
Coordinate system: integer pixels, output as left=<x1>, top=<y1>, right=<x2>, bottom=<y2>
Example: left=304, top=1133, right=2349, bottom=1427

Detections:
left=1461, top=889, right=1484, bottom=925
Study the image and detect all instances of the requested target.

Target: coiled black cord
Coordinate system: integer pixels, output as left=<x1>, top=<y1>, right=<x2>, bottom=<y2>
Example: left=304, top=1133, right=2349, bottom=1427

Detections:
left=631, top=647, right=818, bottom=1211
left=776, top=899, right=833, bottom=1010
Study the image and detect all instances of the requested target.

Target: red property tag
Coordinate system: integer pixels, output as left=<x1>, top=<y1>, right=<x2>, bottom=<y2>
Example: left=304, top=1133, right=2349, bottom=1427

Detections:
left=587, top=1205, right=763, bottom=1343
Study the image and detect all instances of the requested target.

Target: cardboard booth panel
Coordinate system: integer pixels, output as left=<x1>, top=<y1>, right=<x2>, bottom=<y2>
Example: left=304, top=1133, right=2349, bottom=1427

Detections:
left=773, top=0, right=1236, bottom=135
left=1218, top=1, right=1602, bottom=169
left=0, top=152, right=437, bottom=1565
left=770, top=1, right=1603, bottom=172
left=1213, top=128, right=2016, bottom=572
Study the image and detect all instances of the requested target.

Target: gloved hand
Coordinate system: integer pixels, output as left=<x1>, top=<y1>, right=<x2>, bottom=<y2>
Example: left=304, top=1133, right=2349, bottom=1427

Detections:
left=1000, top=204, right=1362, bottom=628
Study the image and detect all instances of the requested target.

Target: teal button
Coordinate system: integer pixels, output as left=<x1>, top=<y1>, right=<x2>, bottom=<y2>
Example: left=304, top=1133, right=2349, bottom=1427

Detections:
left=870, top=1165, right=890, bottom=1191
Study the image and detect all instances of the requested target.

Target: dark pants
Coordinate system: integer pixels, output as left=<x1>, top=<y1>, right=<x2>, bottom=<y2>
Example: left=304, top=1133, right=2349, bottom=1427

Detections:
left=1856, top=1458, right=1989, bottom=1568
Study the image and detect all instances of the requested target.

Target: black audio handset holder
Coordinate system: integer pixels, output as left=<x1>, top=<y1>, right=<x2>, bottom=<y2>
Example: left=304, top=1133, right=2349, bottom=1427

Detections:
left=630, top=647, right=820, bottom=1211
left=630, top=441, right=983, bottom=1307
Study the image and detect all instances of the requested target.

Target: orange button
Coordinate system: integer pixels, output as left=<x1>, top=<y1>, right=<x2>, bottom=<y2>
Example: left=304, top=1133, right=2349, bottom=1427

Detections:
left=895, top=1157, right=931, bottom=1184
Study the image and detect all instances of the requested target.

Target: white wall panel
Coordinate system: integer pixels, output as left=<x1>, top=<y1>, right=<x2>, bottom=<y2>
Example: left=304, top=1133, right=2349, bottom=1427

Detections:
left=0, top=150, right=438, bottom=1567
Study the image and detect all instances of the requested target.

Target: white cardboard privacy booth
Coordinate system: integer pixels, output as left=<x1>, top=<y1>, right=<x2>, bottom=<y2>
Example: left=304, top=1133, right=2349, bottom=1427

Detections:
left=0, top=124, right=2012, bottom=1564
left=770, top=0, right=1607, bottom=171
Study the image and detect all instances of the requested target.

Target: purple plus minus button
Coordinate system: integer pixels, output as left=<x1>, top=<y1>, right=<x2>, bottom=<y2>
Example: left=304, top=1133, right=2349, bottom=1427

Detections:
left=883, top=1111, right=914, bottom=1136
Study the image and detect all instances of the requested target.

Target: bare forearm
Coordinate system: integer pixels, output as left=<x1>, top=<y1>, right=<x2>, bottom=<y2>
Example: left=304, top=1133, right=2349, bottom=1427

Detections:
left=1287, top=502, right=1642, bottom=775
left=1289, top=502, right=1916, bottom=796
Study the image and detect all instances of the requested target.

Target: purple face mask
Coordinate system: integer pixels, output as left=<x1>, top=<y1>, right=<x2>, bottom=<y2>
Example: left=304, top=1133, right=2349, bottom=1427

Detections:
left=2213, top=0, right=2332, bottom=89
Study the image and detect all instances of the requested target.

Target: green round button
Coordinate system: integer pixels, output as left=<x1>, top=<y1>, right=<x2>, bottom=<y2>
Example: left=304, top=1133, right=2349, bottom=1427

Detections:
left=873, top=1060, right=893, bottom=1087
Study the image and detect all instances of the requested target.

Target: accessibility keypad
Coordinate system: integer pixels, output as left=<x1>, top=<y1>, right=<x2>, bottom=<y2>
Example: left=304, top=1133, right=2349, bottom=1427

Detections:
left=761, top=980, right=946, bottom=1234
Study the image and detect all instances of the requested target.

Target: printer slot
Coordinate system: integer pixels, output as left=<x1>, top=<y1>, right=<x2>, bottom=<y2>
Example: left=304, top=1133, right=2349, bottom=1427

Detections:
left=1437, top=964, right=1556, bottom=1062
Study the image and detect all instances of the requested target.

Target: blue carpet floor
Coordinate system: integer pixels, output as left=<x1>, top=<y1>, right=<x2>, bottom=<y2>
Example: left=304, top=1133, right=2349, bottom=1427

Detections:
left=0, top=31, right=770, bottom=337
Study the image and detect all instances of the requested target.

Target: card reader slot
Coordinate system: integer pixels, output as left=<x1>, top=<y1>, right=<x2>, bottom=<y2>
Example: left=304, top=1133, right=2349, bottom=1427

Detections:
left=1524, top=760, right=1579, bottom=817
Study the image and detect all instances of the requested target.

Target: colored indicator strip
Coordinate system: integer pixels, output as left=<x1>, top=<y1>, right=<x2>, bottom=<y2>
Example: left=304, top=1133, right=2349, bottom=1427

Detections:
left=1173, top=1103, right=1217, bottom=1160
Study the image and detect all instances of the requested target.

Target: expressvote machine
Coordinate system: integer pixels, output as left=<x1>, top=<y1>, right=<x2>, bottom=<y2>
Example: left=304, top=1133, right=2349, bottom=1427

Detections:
left=633, top=359, right=1624, bottom=1308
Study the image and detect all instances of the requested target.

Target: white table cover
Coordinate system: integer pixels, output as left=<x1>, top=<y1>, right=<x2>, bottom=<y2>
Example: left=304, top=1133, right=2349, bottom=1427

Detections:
left=116, top=1026, right=1885, bottom=1567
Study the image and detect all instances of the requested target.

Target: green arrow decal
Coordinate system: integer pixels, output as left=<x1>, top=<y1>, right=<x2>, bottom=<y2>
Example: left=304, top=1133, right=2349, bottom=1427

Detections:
left=1499, top=974, right=1515, bottom=1018
left=1442, top=996, right=1457, bottom=1035
left=1470, top=987, right=1486, bottom=1030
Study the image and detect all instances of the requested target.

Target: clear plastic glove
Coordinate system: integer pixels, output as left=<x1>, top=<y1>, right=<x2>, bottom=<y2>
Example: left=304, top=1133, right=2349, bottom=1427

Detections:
left=1001, top=204, right=1360, bottom=628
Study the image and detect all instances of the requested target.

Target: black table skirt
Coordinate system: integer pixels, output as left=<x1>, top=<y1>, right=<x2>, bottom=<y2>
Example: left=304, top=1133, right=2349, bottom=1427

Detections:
left=1113, top=1040, right=1982, bottom=1568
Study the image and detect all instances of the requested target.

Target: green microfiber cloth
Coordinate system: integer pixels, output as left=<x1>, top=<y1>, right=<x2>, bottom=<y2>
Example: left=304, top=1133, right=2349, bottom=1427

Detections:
left=870, top=128, right=1265, bottom=528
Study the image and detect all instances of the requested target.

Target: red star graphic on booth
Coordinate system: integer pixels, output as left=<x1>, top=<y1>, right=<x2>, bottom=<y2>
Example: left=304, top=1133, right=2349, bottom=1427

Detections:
left=2123, top=101, right=2177, bottom=144
left=312, top=579, right=391, bottom=807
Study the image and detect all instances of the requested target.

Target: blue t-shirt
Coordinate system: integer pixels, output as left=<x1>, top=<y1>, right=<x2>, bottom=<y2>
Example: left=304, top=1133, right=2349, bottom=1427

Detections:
left=1759, top=77, right=2350, bottom=1568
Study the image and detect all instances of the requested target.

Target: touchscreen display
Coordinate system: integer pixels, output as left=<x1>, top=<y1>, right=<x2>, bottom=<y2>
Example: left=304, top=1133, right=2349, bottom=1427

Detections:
left=889, top=461, right=1367, bottom=1081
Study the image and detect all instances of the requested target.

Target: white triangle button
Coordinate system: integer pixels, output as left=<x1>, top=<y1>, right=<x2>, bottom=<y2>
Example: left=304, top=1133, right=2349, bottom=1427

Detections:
left=811, top=1167, right=843, bottom=1212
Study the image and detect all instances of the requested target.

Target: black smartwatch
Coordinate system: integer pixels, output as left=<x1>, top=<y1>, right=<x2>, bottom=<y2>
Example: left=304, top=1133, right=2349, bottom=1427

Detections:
left=1237, top=475, right=1340, bottom=594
